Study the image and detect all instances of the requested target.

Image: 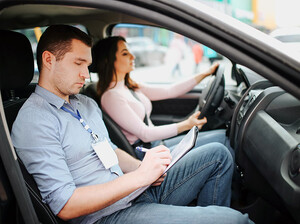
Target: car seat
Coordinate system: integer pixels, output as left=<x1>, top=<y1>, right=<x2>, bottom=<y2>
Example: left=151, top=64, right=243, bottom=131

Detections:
left=81, top=82, right=137, bottom=158
left=0, top=29, right=67, bottom=224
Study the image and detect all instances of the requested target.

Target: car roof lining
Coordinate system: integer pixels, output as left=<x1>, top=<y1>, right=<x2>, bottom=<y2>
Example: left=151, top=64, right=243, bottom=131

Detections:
left=0, top=4, right=158, bottom=37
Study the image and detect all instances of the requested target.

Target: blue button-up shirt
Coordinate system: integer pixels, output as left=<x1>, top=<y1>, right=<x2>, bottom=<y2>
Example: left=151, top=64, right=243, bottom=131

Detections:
left=11, top=85, right=131, bottom=224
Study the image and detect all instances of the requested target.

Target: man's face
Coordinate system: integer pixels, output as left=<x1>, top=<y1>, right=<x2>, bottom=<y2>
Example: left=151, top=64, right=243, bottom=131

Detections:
left=51, top=39, right=92, bottom=99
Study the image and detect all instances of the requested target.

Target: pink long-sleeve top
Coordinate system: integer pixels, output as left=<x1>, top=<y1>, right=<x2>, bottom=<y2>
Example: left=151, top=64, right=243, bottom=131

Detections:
left=101, top=76, right=198, bottom=145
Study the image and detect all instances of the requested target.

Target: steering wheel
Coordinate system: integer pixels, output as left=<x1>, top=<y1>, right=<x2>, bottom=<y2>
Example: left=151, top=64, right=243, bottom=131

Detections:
left=198, top=63, right=225, bottom=119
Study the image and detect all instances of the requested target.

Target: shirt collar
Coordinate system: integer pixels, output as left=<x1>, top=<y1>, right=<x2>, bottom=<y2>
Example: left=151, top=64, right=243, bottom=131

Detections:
left=35, top=85, right=79, bottom=109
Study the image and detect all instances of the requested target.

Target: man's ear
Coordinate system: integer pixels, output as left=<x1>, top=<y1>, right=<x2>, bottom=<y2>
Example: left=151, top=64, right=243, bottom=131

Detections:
left=42, top=51, right=55, bottom=70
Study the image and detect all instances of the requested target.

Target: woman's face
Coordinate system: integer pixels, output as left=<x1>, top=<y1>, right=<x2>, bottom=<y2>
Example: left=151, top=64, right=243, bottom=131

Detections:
left=114, top=40, right=135, bottom=77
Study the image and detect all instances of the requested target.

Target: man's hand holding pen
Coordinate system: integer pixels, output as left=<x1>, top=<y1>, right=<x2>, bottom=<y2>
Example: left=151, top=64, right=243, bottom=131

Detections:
left=136, top=145, right=172, bottom=187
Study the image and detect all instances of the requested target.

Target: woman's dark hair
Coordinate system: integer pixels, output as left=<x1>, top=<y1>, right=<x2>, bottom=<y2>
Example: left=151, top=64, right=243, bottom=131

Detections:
left=91, top=36, right=138, bottom=97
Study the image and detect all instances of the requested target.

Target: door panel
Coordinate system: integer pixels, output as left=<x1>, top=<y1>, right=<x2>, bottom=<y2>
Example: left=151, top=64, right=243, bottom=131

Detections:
left=151, top=91, right=199, bottom=125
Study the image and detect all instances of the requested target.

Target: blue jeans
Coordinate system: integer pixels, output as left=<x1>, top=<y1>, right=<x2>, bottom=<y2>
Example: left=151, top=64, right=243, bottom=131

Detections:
left=98, top=143, right=254, bottom=224
left=135, top=129, right=234, bottom=160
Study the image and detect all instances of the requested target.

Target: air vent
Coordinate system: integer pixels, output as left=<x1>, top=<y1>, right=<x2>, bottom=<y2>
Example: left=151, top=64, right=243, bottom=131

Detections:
left=289, top=144, right=300, bottom=178
left=237, top=89, right=263, bottom=125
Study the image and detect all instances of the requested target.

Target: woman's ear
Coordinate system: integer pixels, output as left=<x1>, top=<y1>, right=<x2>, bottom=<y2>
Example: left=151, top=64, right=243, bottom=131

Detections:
left=42, top=50, right=55, bottom=71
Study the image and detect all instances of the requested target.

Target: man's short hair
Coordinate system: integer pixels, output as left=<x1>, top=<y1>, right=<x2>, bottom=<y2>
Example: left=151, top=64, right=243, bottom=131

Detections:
left=36, top=24, right=92, bottom=72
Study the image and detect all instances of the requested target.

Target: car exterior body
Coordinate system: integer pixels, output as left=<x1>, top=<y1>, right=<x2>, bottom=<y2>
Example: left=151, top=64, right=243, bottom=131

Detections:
left=270, top=27, right=300, bottom=61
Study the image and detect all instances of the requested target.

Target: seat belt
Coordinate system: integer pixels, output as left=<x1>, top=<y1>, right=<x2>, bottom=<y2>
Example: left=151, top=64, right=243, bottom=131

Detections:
left=129, top=89, right=149, bottom=125
left=129, top=89, right=164, bottom=149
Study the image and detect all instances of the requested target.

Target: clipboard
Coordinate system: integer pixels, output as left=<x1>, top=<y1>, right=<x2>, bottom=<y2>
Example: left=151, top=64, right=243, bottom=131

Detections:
left=162, top=126, right=198, bottom=175
left=126, top=126, right=198, bottom=202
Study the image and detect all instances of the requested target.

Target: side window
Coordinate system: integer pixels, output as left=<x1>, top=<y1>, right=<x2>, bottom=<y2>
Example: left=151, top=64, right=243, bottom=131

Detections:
left=15, top=25, right=88, bottom=83
left=111, top=24, right=233, bottom=87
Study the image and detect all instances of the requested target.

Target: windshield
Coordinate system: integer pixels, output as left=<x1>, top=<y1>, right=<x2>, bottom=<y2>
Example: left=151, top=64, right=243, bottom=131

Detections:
left=180, top=0, right=300, bottom=61
left=181, top=0, right=300, bottom=35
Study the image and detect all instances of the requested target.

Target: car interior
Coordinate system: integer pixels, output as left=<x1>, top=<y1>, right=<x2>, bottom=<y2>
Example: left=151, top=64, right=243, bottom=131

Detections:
left=0, top=2, right=300, bottom=224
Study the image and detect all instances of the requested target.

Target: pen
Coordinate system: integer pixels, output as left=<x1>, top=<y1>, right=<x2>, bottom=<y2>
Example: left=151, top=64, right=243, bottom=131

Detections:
left=135, top=146, right=149, bottom=153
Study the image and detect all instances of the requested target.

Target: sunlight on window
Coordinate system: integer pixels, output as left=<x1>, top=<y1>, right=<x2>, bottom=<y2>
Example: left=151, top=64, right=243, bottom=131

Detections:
left=111, top=24, right=235, bottom=87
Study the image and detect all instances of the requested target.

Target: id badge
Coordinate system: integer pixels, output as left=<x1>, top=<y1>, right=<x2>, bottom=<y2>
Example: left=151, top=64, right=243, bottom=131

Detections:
left=92, top=138, right=118, bottom=169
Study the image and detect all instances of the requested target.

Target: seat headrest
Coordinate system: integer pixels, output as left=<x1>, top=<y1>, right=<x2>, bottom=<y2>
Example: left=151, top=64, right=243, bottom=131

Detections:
left=0, top=30, right=34, bottom=90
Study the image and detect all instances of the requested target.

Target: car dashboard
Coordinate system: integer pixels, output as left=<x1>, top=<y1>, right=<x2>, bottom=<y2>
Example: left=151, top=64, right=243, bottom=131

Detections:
left=230, top=72, right=300, bottom=222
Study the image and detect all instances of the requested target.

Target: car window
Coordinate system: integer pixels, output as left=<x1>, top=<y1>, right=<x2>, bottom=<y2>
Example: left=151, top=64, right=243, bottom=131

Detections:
left=106, top=23, right=236, bottom=89
left=14, top=25, right=88, bottom=83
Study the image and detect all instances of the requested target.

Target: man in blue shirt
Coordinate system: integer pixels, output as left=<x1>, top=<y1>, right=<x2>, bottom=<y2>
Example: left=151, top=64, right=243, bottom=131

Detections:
left=11, top=25, right=253, bottom=224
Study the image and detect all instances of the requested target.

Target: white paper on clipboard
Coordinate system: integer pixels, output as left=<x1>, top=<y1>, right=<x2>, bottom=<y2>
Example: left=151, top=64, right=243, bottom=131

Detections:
left=126, top=126, right=198, bottom=203
left=162, top=125, right=198, bottom=174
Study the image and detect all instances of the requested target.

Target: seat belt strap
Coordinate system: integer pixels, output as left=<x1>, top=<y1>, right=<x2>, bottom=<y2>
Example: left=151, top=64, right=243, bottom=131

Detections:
left=129, top=89, right=149, bottom=126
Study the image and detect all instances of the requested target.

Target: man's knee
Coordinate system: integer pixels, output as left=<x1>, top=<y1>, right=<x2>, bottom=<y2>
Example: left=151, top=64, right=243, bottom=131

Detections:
left=202, top=142, right=233, bottom=164
left=205, top=142, right=234, bottom=177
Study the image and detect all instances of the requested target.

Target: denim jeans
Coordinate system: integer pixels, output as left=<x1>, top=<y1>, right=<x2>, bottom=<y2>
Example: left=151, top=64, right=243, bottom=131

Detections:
left=97, top=143, right=254, bottom=224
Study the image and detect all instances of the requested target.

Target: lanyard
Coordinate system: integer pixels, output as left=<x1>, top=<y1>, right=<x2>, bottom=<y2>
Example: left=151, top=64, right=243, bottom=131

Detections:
left=61, top=106, right=99, bottom=141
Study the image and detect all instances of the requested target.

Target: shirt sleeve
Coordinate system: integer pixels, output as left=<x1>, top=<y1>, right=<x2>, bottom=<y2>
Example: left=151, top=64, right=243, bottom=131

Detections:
left=138, top=76, right=197, bottom=101
left=101, top=91, right=178, bottom=143
left=11, top=108, right=76, bottom=215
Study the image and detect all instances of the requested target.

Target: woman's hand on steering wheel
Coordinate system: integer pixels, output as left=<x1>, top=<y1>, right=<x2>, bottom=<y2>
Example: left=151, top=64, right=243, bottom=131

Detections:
left=194, top=62, right=220, bottom=84
left=177, top=111, right=207, bottom=134
left=187, top=111, right=207, bottom=130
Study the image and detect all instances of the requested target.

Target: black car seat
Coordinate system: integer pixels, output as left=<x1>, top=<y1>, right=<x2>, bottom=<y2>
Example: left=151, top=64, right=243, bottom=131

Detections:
left=81, top=82, right=137, bottom=158
left=0, top=29, right=67, bottom=224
